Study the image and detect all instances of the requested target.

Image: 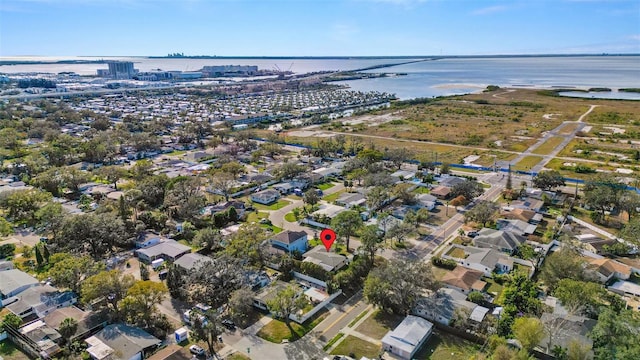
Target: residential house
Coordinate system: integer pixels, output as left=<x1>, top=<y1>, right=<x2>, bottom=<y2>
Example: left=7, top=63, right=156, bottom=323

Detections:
left=576, top=234, right=617, bottom=254
left=473, top=228, right=527, bottom=254
left=253, top=281, right=301, bottom=311
left=209, top=201, right=246, bottom=218
left=539, top=312, right=596, bottom=355
left=0, top=269, right=40, bottom=300
left=452, top=246, right=515, bottom=276
left=135, top=232, right=164, bottom=249
left=608, top=280, right=640, bottom=298
left=438, top=176, right=467, bottom=188
left=391, top=205, right=420, bottom=220
left=496, top=219, right=537, bottom=236
left=5, top=285, right=77, bottom=319
left=18, top=320, right=61, bottom=357
left=381, top=315, right=433, bottom=360
left=86, top=324, right=161, bottom=360
left=272, top=182, right=294, bottom=195
left=441, top=267, right=487, bottom=294
left=335, top=192, right=367, bottom=209
left=43, top=307, right=107, bottom=341
left=312, top=167, right=342, bottom=181
left=390, top=170, right=417, bottom=182
left=500, top=208, right=543, bottom=224
left=135, top=240, right=191, bottom=263
left=430, top=185, right=452, bottom=200
left=270, top=230, right=308, bottom=254
left=302, top=246, right=349, bottom=272
left=290, top=176, right=312, bottom=190
left=173, top=253, right=214, bottom=272
left=416, top=193, right=438, bottom=211
left=414, top=288, right=489, bottom=326
left=587, top=258, right=632, bottom=283
left=250, top=189, right=280, bottom=205
left=0, top=260, right=14, bottom=271
left=510, top=198, right=544, bottom=213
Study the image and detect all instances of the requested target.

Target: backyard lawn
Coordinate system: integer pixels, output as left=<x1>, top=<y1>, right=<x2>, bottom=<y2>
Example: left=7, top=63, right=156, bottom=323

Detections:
left=0, top=341, right=30, bottom=360
left=330, top=336, right=381, bottom=359
left=257, top=311, right=328, bottom=343
left=414, top=331, right=482, bottom=360
left=445, top=247, right=467, bottom=259
left=356, top=309, right=404, bottom=340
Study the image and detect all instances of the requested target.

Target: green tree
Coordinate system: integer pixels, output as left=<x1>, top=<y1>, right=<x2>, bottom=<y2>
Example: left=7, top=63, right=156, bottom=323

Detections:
left=464, top=200, right=499, bottom=226
left=540, top=247, right=588, bottom=291
left=451, top=180, right=483, bottom=200
left=139, top=263, right=150, bottom=281
left=533, top=170, right=566, bottom=191
left=224, top=223, right=269, bottom=268
left=58, top=317, right=78, bottom=345
left=48, top=254, right=104, bottom=294
left=590, top=308, right=640, bottom=360
left=391, top=183, right=416, bottom=205
left=164, top=177, right=206, bottom=221
left=583, top=174, right=625, bottom=224
left=0, top=217, right=14, bottom=236
left=365, top=186, right=389, bottom=214
left=34, top=244, right=44, bottom=266
left=193, top=227, right=223, bottom=251
left=364, top=259, right=440, bottom=315
left=56, top=212, right=127, bottom=259
left=513, top=317, right=544, bottom=352
left=96, top=166, right=128, bottom=190
left=2, top=313, right=22, bottom=330
left=385, top=147, right=414, bottom=170
left=209, top=171, right=235, bottom=202
left=266, top=284, right=308, bottom=335
left=81, top=270, right=135, bottom=318
left=303, top=189, right=320, bottom=208
left=619, top=217, right=640, bottom=244
left=554, top=279, right=607, bottom=317
left=191, top=310, right=224, bottom=357
left=331, top=210, right=363, bottom=251
left=228, top=287, right=255, bottom=327
left=119, top=280, right=168, bottom=329
left=1, top=189, right=52, bottom=226
left=359, top=224, right=383, bottom=266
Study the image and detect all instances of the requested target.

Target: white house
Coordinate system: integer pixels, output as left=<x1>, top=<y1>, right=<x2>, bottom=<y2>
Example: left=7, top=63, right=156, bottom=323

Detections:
left=86, top=324, right=161, bottom=360
left=5, top=285, right=77, bottom=319
left=0, top=269, right=40, bottom=300
left=250, top=189, right=281, bottom=205
left=382, top=315, right=433, bottom=360
left=587, top=258, right=632, bottom=283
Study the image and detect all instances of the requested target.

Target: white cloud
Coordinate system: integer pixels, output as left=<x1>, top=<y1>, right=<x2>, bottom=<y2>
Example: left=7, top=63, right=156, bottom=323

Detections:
left=629, top=34, right=640, bottom=41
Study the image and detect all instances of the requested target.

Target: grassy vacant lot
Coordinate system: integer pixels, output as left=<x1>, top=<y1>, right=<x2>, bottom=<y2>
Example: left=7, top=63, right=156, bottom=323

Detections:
left=513, top=155, right=543, bottom=171
left=356, top=309, right=404, bottom=340
left=558, top=122, right=581, bottom=135
left=414, top=331, right=482, bottom=360
left=323, top=189, right=346, bottom=203
left=330, top=335, right=381, bottom=359
left=532, top=136, right=565, bottom=155
left=317, top=182, right=336, bottom=191
left=257, top=311, right=328, bottom=343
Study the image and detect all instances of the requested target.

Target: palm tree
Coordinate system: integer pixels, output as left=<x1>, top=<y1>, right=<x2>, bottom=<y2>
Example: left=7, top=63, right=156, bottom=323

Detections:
left=59, top=317, right=78, bottom=345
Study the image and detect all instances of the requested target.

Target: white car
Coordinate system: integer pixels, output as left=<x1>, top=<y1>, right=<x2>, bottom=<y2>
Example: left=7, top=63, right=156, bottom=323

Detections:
left=189, top=345, right=205, bottom=356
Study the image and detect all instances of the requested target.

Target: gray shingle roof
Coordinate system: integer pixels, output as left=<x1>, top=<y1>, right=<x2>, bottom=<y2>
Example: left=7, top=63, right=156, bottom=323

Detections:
left=0, top=269, right=39, bottom=297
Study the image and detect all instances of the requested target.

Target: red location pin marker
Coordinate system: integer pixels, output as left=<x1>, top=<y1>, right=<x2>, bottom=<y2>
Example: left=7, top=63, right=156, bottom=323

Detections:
left=320, top=229, right=337, bottom=252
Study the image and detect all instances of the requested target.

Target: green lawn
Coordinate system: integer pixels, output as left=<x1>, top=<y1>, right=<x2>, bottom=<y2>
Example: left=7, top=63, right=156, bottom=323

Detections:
left=246, top=211, right=270, bottom=223
left=330, top=336, right=381, bottom=359
left=257, top=311, right=328, bottom=343
left=413, top=187, right=431, bottom=194
left=414, top=331, right=482, bottom=360
left=323, top=333, right=345, bottom=351
left=284, top=212, right=297, bottom=222
left=252, top=199, right=291, bottom=211
left=485, top=278, right=504, bottom=301
left=323, top=189, right=346, bottom=203
left=356, top=309, right=404, bottom=340
left=532, top=136, right=565, bottom=155
left=348, top=309, right=370, bottom=328
left=317, top=182, right=336, bottom=191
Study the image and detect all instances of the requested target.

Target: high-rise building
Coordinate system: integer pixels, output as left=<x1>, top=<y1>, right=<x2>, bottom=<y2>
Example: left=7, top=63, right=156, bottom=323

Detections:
left=106, top=61, right=137, bottom=79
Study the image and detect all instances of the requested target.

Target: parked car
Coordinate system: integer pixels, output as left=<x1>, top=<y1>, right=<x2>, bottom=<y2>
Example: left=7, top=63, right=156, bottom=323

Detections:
left=222, top=319, right=236, bottom=331
left=467, top=231, right=479, bottom=238
left=189, top=345, right=205, bottom=356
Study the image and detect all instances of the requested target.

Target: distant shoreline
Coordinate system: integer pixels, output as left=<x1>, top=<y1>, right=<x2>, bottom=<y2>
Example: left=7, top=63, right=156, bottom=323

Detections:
left=1, top=53, right=638, bottom=66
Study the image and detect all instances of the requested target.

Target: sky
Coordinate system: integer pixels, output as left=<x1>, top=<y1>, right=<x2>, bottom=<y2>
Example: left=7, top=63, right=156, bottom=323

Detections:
left=1, top=0, right=639, bottom=57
